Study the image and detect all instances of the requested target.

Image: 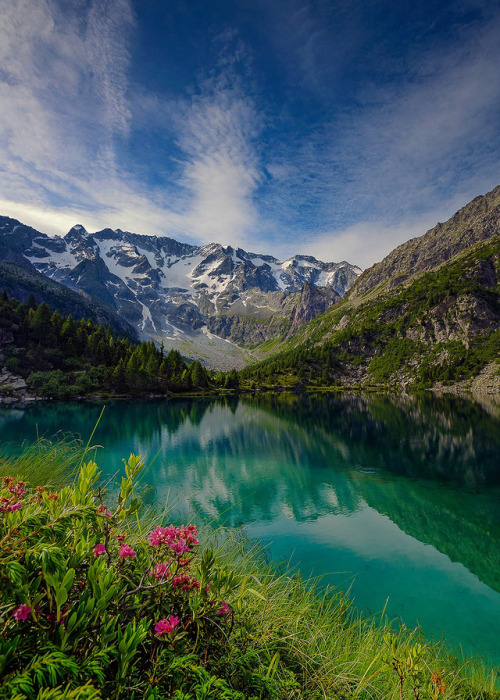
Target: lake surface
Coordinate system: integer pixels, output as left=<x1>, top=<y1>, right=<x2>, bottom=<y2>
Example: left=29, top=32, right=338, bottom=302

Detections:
left=1, top=392, right=499, bottom=664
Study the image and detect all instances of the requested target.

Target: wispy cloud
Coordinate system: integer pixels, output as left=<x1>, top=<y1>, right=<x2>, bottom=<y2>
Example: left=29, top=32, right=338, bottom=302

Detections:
left=0, top=0, right=499, bottom=271
left=0, top=0, right=141, bottom=229
left=259, top=2, right=500, bottom=265
left=172, top=45, right=264, bottom=245
left=0, top=7, right=264, bottom=247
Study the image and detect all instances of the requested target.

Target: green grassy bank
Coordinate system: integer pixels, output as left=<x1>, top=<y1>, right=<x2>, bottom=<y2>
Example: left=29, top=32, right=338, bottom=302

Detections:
left=0, top=442, right=498, bottom=699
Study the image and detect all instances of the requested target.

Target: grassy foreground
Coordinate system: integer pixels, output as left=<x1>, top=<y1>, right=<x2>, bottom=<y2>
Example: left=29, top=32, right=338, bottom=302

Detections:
left=0, top=444, right=498, bottom=699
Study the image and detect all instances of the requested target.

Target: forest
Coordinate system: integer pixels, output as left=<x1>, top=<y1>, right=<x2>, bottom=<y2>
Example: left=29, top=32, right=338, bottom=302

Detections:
left=0, top=292, right=239, bottom=399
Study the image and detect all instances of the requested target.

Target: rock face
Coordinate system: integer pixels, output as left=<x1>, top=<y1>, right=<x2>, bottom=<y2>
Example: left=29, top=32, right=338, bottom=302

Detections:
left=0, top=368, right=33, bottom=403
left=286, top=283, right=340, bottom=338
left=0, top=216, right=361, bottom=367
left=350, top=185, right=500, bottom=299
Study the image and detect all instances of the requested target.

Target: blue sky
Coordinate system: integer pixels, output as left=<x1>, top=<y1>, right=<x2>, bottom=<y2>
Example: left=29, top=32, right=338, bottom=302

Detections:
left=0, top=0, right=499, bottom=267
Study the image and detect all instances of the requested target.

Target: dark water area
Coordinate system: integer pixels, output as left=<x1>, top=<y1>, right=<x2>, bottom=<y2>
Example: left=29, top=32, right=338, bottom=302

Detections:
left=1, top=392, right=499, bottom=664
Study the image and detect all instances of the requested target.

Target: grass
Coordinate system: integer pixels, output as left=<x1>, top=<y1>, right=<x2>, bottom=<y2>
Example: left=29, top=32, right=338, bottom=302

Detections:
left=1, top=438, right=498, bottom=699
left=205, top=529, right=499, bottom=699
left=0, top=434, right=84, bottom=488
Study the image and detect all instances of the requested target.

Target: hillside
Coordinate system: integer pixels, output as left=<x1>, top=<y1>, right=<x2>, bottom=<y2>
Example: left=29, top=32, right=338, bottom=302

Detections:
left=241, top=189, right=500, bottom=393
left=0, top=260, right=137, bottom=340
left=0, top=293, right=227, bottom=401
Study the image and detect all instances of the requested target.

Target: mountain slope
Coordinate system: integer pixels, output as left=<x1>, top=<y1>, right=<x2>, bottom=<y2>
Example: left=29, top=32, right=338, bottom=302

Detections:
left=0, top=260, right=137, bottom=340
left=351, top=184, right=500, bottom=299
left=242, top=188, right=500, bottom=392
left=0, top=216, right=361, bottom=368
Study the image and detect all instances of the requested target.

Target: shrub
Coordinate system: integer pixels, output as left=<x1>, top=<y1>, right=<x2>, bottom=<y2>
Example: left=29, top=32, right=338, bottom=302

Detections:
left=0, top=456, right=285, bottom=699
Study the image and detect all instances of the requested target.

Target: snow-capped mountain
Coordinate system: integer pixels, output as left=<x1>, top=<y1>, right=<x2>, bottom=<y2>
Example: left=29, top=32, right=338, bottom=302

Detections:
left=0, top=217, right=362, bottom=368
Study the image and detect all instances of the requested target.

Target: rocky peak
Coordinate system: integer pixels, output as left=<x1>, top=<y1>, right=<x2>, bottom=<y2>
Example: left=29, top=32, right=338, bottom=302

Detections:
left=0, top=215, right=362, bottom=368
left=64, top=224, right=89, bottom=241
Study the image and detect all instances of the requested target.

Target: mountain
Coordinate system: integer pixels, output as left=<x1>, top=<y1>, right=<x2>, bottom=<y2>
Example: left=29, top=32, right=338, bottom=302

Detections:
left=241, top=186, right=500, bottom=394
left=0, top=216, right=361, bottom=369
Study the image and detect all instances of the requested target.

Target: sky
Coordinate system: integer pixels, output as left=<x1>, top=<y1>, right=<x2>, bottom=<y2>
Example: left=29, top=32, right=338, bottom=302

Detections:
left=0, top=0, right=499, bottom=268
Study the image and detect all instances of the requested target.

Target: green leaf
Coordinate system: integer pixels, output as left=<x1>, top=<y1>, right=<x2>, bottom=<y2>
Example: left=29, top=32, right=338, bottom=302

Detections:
left=246, top=587, right=266, bottom=601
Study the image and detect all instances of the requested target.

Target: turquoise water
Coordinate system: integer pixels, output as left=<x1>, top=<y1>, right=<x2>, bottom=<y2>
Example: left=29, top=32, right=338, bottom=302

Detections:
left=1, top=392, right=499, bottom=664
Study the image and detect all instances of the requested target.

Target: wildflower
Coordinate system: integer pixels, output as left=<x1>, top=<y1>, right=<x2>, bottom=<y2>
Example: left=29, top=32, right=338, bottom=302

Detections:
left=9, top=480, right=26, bottom=496
left=154, top=615, right=180, bottom=636
left=148, top=524, right=198, bottom=552
left=93, top=543, right=107, bottom=557
left=217, top=601, right=230, bottom=616
left=97, top=504, right=111, bottom=517
left=171, top=572, right=200, bottom=590
left=12, top=604, right=32, bottom=621
left=119, top=543, right=136, bottom=558
left=48, top=493, right=58, bottom=501
left=7, top=501, right=22, bottom=512
left=115, top=533, right=126, bottom=543
left=148, top=562, right=171, bottom=580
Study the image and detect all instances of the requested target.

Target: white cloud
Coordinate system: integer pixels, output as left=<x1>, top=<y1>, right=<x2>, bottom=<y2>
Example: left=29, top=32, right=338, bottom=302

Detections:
left=303, top=216, right=439, bottom=269
left=0, top=5, right=264, bottom=249
left=175, top=85, right=263, bottom=244
left=301, top=187, right=490, bottom=268
left=0, top=0, right=138, bottom=223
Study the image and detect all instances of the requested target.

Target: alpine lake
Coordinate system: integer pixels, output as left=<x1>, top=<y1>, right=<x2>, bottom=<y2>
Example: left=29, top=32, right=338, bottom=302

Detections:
left=1, top=392, right=499, bottom=667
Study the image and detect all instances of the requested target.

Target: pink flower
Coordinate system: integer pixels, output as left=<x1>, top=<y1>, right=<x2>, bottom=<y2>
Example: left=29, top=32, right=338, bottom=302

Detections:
left=115, top=533, right=126, bottom=543
left=93, top=543, right=107, bottom=557
left=12, top=604, right=32, bottom=621
left=97, top=504, right=112, bottom=517
left=7, top=501, right=22, bottom=512
left=154, top=615, right=180, bottom=636
left=148, top=524, right=198, bottom=552
left=119, top=544, right=136, bottom=558
left=217, top=601, right=230, bottom=616
left=8, top=480, right=26, bottom=496
left=171, top=538, right=190, bottom=555
left=171, top=572, right=200, bottom=591
left=148, top=562, right=171, bottom=580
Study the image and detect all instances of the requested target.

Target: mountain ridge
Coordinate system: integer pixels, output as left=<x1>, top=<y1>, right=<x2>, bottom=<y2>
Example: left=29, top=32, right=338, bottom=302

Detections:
left=350, top=184, right=500, bottom=300
left=0, top=216, right=361, bottom=369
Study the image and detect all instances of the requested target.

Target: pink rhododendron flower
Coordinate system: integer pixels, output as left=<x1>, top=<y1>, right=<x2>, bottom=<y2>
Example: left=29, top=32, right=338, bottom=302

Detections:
left=115, top=533, right=126, bottom=543
left=93, top=544, right=106, bottom=557
left=154, top=615, right=180, bottom=636
left=171, top=572, right=200, bottom=591
left=97, top=504, right=112, bottom=517
left=7, top=501, right=22, bottom=512
left=148, top=524, right=198, bottom=552
left=148, top=562, right=171, bottom=580
left=12, top=604, right=32, bottom=621
left=119, top=544, right=136, bottom=558
left=217, top=601, right=230, bottom=616
left=10, top=482, right=26, bottom=496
